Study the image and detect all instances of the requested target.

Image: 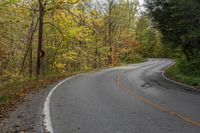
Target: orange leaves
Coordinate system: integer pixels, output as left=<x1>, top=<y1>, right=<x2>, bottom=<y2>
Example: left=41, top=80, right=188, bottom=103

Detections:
left=122, top=35, right=140, bottom=48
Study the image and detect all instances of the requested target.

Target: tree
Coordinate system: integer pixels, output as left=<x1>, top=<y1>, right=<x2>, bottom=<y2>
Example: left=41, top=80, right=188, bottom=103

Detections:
left=0, top=0, right=168, bottom=85
left=145, top=0, right=200, bottom=62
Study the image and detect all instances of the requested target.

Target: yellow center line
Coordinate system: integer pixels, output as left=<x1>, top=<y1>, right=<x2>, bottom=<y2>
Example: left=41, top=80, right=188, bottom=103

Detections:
left=116, top=73, right=200, bottom=127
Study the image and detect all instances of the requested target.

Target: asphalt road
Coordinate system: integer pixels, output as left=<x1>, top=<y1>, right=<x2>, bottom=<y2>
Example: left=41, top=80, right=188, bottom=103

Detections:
left=47, top=59, right=200, bottom=133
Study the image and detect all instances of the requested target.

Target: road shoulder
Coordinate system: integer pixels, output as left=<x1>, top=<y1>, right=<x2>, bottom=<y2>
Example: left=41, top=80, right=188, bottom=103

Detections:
left=0, top=81, right=58, bottom=133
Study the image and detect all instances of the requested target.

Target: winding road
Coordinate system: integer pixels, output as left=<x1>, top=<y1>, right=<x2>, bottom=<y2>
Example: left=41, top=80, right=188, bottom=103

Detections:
left=44, top=59, right=200, bottom=133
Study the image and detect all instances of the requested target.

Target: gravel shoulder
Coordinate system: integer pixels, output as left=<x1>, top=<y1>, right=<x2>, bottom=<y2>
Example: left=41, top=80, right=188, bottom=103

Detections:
left=0, top=81, right=59, bottom=133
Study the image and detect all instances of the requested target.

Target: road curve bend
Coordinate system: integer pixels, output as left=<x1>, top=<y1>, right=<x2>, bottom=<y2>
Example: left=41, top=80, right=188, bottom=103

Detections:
left=44, top=59, right=200, bottom=133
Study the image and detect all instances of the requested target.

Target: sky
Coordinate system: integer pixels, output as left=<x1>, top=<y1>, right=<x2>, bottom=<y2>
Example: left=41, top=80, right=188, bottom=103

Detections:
left=139, top=0, right=145, bottom=6
left=139, top=0, right=145, bottom=12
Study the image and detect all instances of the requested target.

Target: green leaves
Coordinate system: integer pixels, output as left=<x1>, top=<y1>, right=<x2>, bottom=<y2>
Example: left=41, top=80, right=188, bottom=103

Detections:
left=8, top=0, right=20, bottom=4
left=145, top=0, right=200, bottom=61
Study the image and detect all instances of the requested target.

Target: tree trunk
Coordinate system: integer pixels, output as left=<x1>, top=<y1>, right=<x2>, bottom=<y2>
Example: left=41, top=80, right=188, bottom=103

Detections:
left=36, top=0, right=44, bottom=76
left=20, top=46, right=30, bottom=73
left=98, top=52, right=102, bottom=68
left=29, top=13, right=37, bottom=78
left=94, top=42, right=98, bottom=68
left=178, top=36, right=191, bottom=63
left=108, top=3, right=112, bottom=65
left=183, top=49, right=191, bottom=63
left=20, top=9, right=38, bottom=76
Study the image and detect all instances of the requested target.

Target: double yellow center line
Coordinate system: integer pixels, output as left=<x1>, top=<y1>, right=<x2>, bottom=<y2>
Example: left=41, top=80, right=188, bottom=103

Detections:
left=116, top=73, right=200, bottom=127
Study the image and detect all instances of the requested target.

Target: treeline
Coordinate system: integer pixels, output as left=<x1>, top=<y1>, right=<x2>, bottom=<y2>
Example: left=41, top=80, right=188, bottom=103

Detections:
left=145, top=0, right=200, bottom=76
left=0, top=0, right=168, bottom=84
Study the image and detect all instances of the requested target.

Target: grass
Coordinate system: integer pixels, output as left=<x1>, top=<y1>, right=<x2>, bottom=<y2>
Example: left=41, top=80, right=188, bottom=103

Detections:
left=165, top=60, right=200, bottom=88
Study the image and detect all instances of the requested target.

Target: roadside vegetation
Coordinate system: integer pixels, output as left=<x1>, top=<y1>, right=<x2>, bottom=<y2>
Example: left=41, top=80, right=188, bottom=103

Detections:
left=0, top=0, right=200, bottom=122
left=145, top=0, right=200, bottom=88
left=166, top=58, right=200, bottom=88
left=0, top=71, right=78, bottom=120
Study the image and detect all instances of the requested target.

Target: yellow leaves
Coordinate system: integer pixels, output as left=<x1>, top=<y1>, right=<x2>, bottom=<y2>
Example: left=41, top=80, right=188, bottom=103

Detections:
left=53, top=11, right=92, bottom=41
left=53, top=51, right=77, bottom=72
left=0, top=70, right=22, bottom=82
left=90, top=9, right=99, bottom=17
left=53, top=62, right=66, bottom=72
left=70, top=26, right=92, bottom=41
left=67, top=0, right=79, bottom=4
left=59, top=11, right=70, bottom=24
left=62, top=51, right=76, bottom=61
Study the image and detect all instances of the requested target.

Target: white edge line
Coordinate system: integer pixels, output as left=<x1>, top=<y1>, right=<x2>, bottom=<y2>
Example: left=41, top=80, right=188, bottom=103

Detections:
left=41, top=60, right=150, bottom=133
left=42, top=74, right=81, bottom=133
left=42, top=59, right=191, bottom=133
left=161, top=61, right=199, bottom=91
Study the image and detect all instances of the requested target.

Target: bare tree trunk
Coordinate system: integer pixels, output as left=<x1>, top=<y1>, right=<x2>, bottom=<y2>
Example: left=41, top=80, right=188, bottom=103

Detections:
left=20, top=46, right=30, bottom=73
left=127, top=0, right=131, bottom=27
left=29, top=42, right=32, bottom=78
left=94, top=41, right=98, bottom=68
left=108, top=18, right=112, bottom=65
left=108, top=1, right=112, bottom=65
left=107, top=0, right=115, bottom=65
left=29, top=13, right=38, bottom=78
left=20, top=10, right=38, bottom=77
left=36, top=0, right=44, bottom=76
left=98, top=52, right=102, bottom=68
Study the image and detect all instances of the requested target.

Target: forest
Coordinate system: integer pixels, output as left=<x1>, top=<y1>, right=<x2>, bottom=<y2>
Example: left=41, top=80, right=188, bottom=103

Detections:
left=0, top=0, right=170, bottom=84
left=0, top=0, right=200, bottom=112
left=145, top=0, right=200, bottom=86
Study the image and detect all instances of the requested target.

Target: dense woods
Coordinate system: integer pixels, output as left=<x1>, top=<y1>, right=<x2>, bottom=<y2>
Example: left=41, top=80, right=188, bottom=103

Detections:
left=0, top=0, right=167, bottom=85
left=0, top=0, right=199, bottom=87
left=145, top=0, right=200, bottom=86
left=145, top=0, right=200, bottom=62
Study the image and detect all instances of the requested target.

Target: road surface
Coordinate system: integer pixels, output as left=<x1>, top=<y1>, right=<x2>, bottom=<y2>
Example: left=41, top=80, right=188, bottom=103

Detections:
left=45, top=59, right=200, bottom=133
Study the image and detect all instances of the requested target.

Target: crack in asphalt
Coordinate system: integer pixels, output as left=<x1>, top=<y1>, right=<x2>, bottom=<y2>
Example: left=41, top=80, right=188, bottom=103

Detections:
left=116, top=72, right=200, bottom=127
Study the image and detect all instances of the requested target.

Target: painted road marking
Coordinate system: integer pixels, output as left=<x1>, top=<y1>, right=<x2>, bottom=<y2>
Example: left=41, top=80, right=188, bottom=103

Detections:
left=43, top=75, right=82, bottom=133
left=116, top=73, right=200, bottom=127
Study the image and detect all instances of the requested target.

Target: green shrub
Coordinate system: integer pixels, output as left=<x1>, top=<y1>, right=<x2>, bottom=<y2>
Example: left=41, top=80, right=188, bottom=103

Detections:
left=177, top=58, right=200, bottom=76
left=166, top=58, right=200, bottom=87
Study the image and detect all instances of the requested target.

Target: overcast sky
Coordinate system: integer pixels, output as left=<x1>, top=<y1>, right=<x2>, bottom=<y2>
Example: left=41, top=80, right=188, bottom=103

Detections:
left=139, top=0, right=145, bottom=12
left=139, top=0, right=144, bottom=6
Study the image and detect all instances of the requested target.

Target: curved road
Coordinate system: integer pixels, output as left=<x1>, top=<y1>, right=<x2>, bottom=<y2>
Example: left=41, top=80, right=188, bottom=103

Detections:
left=46, top=59, right=200, bottom=133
